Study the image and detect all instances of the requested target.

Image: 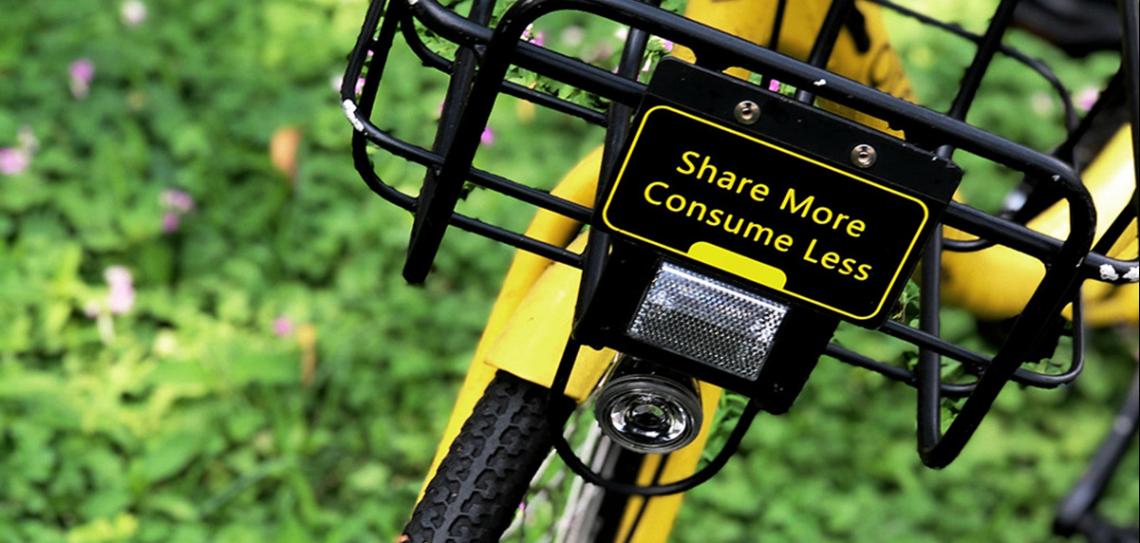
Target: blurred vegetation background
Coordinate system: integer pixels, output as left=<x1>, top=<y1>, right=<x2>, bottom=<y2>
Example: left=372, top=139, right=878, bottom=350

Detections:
left=0, top=0, right=1136, bottom=541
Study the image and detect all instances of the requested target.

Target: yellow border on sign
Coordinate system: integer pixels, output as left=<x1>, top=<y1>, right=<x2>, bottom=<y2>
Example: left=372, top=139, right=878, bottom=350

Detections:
left=601, top=105, right=930, bottom=321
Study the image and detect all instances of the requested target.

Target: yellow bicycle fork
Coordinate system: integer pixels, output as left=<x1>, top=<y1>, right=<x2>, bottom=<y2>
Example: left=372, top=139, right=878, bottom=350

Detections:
left=414, top=0, right=1137, bottom=540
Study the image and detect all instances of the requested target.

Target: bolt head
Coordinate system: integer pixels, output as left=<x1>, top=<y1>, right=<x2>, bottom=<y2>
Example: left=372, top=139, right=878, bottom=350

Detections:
left=733, top=101, right=760, bottom=125
left=851, top=144, right=877, bottom=168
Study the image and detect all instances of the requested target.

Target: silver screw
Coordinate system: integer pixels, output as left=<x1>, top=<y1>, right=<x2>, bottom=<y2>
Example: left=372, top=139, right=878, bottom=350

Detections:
left=733, top=101, right=760, bottom=125
left=850, top=144, right=877, bottom=168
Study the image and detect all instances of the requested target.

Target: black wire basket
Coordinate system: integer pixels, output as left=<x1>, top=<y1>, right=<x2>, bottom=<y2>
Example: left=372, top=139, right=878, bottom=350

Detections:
left=340, top=0, right=1140, bottom=469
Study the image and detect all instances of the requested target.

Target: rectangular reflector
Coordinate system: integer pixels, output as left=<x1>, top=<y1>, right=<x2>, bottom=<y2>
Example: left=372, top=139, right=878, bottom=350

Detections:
left=628, top=262, right=788, bottom=380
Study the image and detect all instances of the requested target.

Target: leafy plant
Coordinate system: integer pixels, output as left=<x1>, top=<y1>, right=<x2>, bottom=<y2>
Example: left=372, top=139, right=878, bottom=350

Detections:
left=0, top=0, right=1135, bottom=542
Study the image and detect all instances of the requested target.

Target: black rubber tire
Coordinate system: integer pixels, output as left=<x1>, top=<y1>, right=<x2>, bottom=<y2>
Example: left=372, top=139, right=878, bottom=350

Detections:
left=401, top=371, right=571, bottom=543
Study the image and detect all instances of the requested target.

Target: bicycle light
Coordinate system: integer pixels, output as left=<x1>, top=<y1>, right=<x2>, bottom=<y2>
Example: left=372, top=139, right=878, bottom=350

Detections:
left=595, top=357, right=702, bottom=454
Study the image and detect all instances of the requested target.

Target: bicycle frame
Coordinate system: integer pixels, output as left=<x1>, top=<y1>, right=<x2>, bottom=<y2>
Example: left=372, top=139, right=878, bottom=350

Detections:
left=341, top=0, right=1139, bottom=538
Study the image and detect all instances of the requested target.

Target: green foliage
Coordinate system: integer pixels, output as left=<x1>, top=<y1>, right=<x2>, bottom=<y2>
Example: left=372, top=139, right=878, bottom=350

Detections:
left=0, top=0, right=1135, bottom=542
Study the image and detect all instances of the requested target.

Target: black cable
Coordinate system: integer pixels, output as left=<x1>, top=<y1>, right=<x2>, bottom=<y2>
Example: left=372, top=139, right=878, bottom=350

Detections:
left=621, top=455, right=670, bottom=543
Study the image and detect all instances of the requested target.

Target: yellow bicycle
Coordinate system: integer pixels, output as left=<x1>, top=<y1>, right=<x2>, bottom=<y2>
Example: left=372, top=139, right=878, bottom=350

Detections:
left=340, top=0, right=1138, bottom=540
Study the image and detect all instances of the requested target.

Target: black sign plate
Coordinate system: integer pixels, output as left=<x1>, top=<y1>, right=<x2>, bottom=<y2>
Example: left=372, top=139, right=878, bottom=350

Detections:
left=602, top=104, right=931, bottom=322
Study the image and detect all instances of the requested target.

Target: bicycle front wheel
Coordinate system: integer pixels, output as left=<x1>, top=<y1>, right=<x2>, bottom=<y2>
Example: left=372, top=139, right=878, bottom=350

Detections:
left=402, top=371, right=571, bottom=543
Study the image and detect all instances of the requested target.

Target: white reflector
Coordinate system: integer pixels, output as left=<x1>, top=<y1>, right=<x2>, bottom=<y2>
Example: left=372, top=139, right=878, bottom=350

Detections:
left=628, top=262, right=788, bottom=380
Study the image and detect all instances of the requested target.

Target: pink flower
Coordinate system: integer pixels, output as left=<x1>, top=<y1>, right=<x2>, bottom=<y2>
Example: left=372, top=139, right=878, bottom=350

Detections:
left=159, top=189, right=194, bottom=232
left=69, top=58, right=95, bottom=98
left=0, top=148, right=29, bottom=176
left=121, top=0, right=147, bottom=26
left=107, top=288, right=135, bottom=315
left=104, top=266, right=135, bottom=315
left=480, top=127, right=495, bottom=146
left=652, top=37, right=673, bottom=53
left=768, top=79, right=781, bottom=92
left=273, top=316, right=295, bottom=337
left=355, top=77, right=366, bottom=95
left=105, top=266, right=132, bottom=289
left=161, top=212, right=181, bottom=233
left=1075, top=86, right=1099, bottom=112
left=161, top=188, right=194, bottom=213
left=520, top=24, right=545, bottom=47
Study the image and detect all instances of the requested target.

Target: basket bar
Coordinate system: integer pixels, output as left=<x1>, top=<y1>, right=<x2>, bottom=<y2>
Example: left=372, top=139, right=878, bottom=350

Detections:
left=397, top=22, right=609, bottom=125
left=355, top=0, right=1138, bottom=281
left=392, top=0, right=1130, bottom=281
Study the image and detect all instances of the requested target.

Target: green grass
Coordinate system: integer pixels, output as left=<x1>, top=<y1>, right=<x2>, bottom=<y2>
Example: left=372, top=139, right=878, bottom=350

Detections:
left=0, top=0, right=1135, bottom=541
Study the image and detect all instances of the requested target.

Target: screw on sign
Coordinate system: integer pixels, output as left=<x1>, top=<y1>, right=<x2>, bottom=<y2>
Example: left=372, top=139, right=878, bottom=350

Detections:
left=733, top=100, right=760, bottom=125
left=850, top=144, right=877, bottom=168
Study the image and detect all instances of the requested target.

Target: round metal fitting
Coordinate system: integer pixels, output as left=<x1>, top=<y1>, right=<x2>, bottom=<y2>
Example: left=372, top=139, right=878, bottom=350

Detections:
left=733, top=100, right=760, bottom=125
left=594, top=373, right=702, bottom=454
left=850, top=144, right=877, bottom=168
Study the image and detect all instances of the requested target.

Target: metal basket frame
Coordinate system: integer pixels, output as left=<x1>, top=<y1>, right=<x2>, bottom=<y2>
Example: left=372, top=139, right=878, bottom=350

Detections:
left=341, top=0, right=1140, bottom=468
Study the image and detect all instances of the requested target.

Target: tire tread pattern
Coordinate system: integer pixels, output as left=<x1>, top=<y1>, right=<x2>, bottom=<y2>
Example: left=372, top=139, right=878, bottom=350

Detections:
left=401, top=372, right=564, bottom=543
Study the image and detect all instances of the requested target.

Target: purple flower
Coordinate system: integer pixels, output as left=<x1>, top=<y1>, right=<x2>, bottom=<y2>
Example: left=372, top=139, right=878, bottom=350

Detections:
left=121, top=0, right=147, bottom=26
left=521, top=24, right=545, bottom=47
left=161, top=212, right=181, bottom=233
left=768, top=79, right=781, bottom=92
left=480, top=127, right=495, bottom=146
left=104, top=266, right=135, bottom=315
left=159, top=189, right=194, bottom=233
left=0, top=147, right=29, bottom=176
left=1075, top=86, right=1099, bottom=112
left=70, top=58, right=95, bottom=98
left=161, top=188, right=194, bottom=213
left=273, top=316, right=295, bottom=337
left=652, top=36, right=673, bottom=53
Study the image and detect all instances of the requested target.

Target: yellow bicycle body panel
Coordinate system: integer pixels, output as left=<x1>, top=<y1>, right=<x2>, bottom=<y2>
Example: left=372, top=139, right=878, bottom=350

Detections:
left=941, top=126, right=1138, bottom=324
left=485, top=233, right=616, bottom=401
